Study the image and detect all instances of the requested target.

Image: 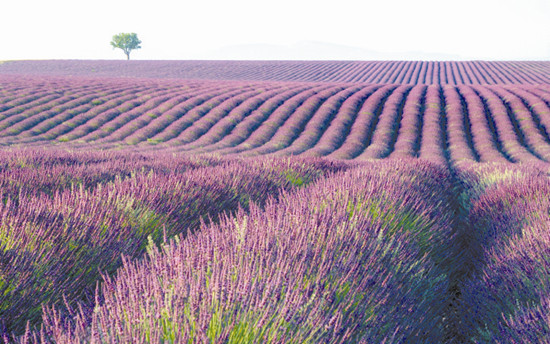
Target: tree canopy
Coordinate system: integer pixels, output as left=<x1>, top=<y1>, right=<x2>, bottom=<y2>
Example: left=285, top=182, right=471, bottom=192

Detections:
left=110, top=33, right=141, bottom=60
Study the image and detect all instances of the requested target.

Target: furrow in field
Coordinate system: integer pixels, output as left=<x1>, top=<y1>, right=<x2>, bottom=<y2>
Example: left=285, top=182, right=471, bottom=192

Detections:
left=493, top=62, right=524, bottom=84
left=359, top=61, right=388, bottom=83
left=377, top=61, right=398, bottom=83
left=219, top=84, right=336, bottom=155
left=120, top=84, right=236, bottom=145
left=273, top=63, right=313, bottom=81
left=278, top=62, right=323, bottom=82
left=441, top=62, right=450, bottom=85
left=475, top=61, right=500, bottom=84
left=483, top=61, right=510, bottom=84
left=74, top=86, right=199, bottom=143
left=242, top=85, right=348, bottom=155
left=467, top=87, right=516, bottom=163
left=501, top=62, right=535, bottom=84
left=500, top=61, right=531, bottom=83
left=388, top=85, right=427, bottom=159
left=456, top=163, right=550, bottom=342
left=15, top=85, right=139, bottom=142
left=418, top=61, right=429, bottom=85
left=167, top=85, right=286, bottom=148
left=356, top=85, right=413, bottom=160
left=410, top=61, right=425, bottom=84
left=50, top=88, right=172, bottom=143
left=0, top=92, right=77, bottom=132
left=327, top=85, right=396, bottom=159
left=418, top=86, right=447, bottom=164
left=449, top=62, right=460, bottom=85
left=456, top=86, right=511, bottom=163
left=467, top=62, right=491, bottom=85
left=347, top=62, right=370, bottom=81
left=523, top=86, right=550, bottom=106
left=291, top=63, right=326, bottom=81
left=53, top=89, right=183, bottom=141
left=319, top=62, right=353, bottom=82
left=303, top=85, right=381, bottom=157
left=454, top=62, right=464, bottom=85
left=425, top=62, right=435, bottom=85
left=331, top=63, right=360, bottom=83
left=366, top=61, right=392, bottom=84
left=393, top=61, right=410, bottom=83
left=348, top=63, right=374, bottom=83
left=489, top=87, right=550, bottom=161
left=442, top=86, right=480, bottom=164
left=395, top=61, right=413, bottom=84
left=505, top=86, right=550, bottom=137
left=93, top=85, right=233, bottom=144
left=383, top=61, right=405, bottom=83
left=0, top=85, right=147, bottom=144
left=472, top=86, right=544, bottom=164
left=143, top=86, right=256, bottom=144
left=513, top=61, right=550, bottom=84
left=0, top=83, right=113, bottom=139
left=418, top=62, right=430, bottom=85
left=0, top=90, right=59, bottom=114
left=400, top=61, right=417, bottom=83
left=402, top=61, right=417, bottom=84
left=190, top=85, right=312, bottom=153
left=162, top=89, right=266, bottom=146
left=438, top=62, right=448, bottom=84
left=274, top=85, right=364, bottom=156
left=464, top=62, right=487, bottom=84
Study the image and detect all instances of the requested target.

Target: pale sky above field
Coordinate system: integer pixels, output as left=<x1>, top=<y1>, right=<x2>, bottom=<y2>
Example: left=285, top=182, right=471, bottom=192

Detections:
left=1, top=0, right=548, bottom=61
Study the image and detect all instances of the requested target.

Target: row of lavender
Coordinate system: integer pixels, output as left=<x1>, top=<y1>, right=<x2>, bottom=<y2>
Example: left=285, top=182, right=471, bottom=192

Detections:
left=15, top=158, right=461, bottom=343
left=456, top=162, right=550, bottom=343
left=2, top=77, right=550, bottom=166
left=0, top=149, right=348, bottom=340
left=0, top=76, right=270, bottom=146
left=1, top=60, right=549, bottom=84
left=2, top=150, right=550, bottom=342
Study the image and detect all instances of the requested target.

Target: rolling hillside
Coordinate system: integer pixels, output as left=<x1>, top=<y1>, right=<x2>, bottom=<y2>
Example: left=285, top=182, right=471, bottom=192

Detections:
left=1, top=61, right=550, bottom=169
left=2, top=60, right=550, bottom=343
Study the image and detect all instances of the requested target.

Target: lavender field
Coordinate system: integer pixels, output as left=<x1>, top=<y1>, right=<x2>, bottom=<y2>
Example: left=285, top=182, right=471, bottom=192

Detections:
left=0, top=60, right=550, bottom=343
left=1, top=60, right=549, bottom=84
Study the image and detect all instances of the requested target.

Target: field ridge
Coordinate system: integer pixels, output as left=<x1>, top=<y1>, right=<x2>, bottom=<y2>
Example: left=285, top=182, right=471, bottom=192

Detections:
left=1, top=60, right=549, bottom=84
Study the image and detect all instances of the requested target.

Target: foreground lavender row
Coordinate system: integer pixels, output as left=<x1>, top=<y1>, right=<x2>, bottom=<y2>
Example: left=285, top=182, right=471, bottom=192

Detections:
left=1, top=60, right=549, bottom=85
left=28, top=159, right=460, bottom=343
left=456, top=163, right=550, bottom=343
left=1, top=150, right=549, bottom=343
left=0, top=150, right=349, bottom=341
left=1, top=76, right=550, bottom=167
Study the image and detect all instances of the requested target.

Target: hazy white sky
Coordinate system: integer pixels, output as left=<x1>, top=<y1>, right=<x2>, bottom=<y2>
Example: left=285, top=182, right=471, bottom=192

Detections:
left=1, top=0, right=549, bottom=60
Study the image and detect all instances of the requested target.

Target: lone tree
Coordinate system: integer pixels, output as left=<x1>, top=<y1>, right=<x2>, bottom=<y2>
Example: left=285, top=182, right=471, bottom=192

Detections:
left=110, top=33, right=141, bottom=60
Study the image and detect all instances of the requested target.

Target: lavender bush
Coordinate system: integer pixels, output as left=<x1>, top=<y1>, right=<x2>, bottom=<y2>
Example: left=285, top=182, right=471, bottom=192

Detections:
left=0, top=150, right=345, bottom=339
left=456, top=162, right=550, bottom=343
left=30, top=159, right=459, bottom=343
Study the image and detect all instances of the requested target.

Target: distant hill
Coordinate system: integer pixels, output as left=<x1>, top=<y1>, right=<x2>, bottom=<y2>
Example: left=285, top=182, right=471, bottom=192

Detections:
left=1, top=60, right=548, bottom=84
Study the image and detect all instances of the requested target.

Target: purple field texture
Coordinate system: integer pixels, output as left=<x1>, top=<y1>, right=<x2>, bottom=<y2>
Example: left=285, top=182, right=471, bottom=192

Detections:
left=0, top=60, right=549, bottom=343
left=1, top=60, right=549, bottom=84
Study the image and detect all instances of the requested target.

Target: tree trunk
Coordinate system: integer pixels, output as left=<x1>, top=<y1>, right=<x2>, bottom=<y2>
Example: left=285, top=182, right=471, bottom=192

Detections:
left=126, top=52, right=130, bottom=60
